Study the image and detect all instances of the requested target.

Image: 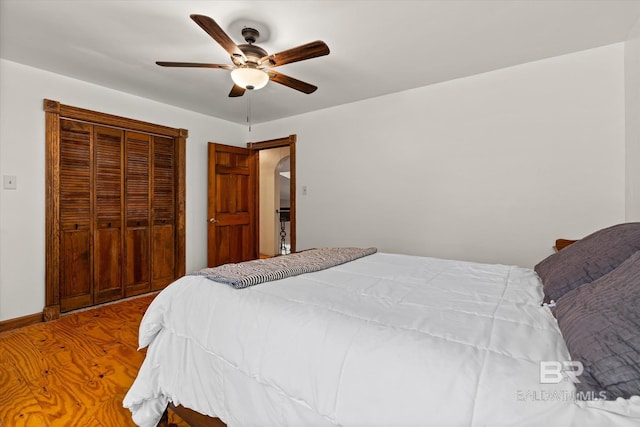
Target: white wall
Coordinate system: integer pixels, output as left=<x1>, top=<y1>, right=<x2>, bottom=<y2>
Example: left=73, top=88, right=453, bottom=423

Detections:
left=0, top=59, right=245, bottom=321
left=626, top=17, right=640, bottom=220
left=250, top=44, right=626, bottom=268
left=0, top=42, right=629, bottom=321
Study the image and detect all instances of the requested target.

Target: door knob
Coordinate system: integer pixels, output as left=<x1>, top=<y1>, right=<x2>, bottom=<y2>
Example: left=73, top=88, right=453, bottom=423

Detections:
left=209, top=218, right=218, bottom=223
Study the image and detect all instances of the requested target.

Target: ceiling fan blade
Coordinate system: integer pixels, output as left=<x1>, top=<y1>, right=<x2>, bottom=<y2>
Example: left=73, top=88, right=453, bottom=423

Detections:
left=156, top=61, right=233, bottom=70
left=229, top=84, right=246, bottom=97
left=261, top=41, right=330, bottom=68
left=268, top=71, right=318, bottom=94
left=190, top=14, right=246, bottom=61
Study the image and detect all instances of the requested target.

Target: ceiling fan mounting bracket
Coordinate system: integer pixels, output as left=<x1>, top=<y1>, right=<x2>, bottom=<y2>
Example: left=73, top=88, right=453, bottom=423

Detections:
left=241, top=27, right=260, bottom=44
left=228, top=18, right=271, bottom=44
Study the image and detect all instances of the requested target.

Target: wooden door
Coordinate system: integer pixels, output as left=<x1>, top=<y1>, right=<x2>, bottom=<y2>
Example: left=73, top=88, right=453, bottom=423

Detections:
left=125, top=131, right=151, bottom=296
left=151, top=135, right=176, bottom=290
left=207, top=143, right=256, bottom=267
left=59, top=119, right=93, bottom=312
left=93, top=126, right=124, bottom=304
left=45, top=99, right=187, bottom=320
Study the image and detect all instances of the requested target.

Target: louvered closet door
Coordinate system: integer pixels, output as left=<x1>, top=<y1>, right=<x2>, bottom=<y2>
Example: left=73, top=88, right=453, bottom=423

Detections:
left=59, top=119, right=93, bottom=312
left=125, top=132, right=151, bottom=296
left=152, top=136, right=175, bottom=290
left=94, top=126, right=124, bottom=304
left=45, top=99, right=187, bottom=319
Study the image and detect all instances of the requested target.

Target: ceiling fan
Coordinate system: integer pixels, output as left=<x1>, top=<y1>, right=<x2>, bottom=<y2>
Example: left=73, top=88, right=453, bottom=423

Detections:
left=156, top=14, right=330, bottom=97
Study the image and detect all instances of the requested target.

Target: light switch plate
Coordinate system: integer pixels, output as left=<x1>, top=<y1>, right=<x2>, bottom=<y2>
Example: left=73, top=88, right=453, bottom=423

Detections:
left=3, top=175, right=17, bottom=190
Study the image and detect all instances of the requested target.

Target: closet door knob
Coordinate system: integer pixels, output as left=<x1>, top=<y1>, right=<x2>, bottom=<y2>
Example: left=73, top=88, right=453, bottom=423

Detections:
left=209, top=218, right=218, bottom=223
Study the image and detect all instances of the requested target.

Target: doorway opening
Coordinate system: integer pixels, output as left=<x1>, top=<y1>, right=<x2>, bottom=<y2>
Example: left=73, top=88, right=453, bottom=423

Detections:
left=249, top=135, right=296, bottom=258
left=258, top=150, right=290, bottom=256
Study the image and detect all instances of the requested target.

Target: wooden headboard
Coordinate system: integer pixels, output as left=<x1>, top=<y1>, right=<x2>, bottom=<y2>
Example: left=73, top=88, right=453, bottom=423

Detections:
left=554, top=239, right=577, bottom=252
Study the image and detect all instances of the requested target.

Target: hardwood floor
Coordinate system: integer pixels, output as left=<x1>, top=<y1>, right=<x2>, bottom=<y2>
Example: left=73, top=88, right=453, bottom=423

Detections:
left=0, top=294, right=188, bottom=427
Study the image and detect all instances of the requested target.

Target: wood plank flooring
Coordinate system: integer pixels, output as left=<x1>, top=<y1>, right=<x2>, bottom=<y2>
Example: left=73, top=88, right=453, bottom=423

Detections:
left=0, top=294, right=188, bottom=427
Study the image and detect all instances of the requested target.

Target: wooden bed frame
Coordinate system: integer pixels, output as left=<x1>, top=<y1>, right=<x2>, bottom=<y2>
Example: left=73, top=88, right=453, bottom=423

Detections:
left=158, top=403, right=227, bottom=427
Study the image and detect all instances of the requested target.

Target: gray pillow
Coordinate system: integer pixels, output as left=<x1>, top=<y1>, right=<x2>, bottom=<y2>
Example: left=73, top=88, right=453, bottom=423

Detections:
left=553, top=251, right=640, bottom=400
left=535, top=222, right=640, bottom=303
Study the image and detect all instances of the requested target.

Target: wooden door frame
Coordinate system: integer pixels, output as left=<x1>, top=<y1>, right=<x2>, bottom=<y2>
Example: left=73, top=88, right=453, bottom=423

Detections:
left=247, top=135, right=296, bottom=254
left=44, top=99, right=187, bottom=320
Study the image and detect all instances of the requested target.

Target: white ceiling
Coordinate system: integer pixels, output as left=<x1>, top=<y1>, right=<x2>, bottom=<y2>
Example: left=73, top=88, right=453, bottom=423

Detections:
left=2, top=1, right=640, bottom=125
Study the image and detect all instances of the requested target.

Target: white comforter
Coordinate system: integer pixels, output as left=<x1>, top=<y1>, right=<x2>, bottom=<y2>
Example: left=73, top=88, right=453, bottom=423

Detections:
left=123, top=253, right=640, bottom=426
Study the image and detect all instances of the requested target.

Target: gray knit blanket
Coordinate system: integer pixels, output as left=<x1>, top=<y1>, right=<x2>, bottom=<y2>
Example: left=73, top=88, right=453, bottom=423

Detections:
left=194, top=247, right=377, bottom=289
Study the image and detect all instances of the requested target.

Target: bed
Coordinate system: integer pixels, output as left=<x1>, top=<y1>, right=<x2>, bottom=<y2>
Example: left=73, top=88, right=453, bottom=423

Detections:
left=123, top=226, right=640, bottom=427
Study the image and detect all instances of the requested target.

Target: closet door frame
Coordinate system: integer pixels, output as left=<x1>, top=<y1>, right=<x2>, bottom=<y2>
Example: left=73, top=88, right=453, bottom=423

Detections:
left=44, top=99, right=187, bottom=321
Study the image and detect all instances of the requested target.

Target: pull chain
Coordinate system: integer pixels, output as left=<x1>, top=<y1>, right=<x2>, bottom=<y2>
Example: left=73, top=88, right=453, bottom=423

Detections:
left=246, top=90, right=252, bottom=132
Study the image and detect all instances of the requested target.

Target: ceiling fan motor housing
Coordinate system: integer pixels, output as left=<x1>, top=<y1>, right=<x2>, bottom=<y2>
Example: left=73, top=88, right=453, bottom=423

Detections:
left=236, top=43, right=268, bottom=66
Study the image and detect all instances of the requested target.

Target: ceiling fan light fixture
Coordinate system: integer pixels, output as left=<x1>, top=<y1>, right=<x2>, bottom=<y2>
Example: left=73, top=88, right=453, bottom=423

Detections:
left=158, top=15, right=329, bottom=97
left=231, top=67, right=269, bottom=90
